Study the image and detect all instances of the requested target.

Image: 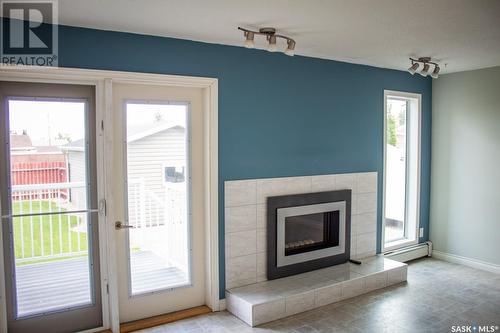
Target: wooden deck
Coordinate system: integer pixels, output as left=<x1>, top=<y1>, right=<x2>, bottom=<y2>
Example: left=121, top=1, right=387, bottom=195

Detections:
left=16, top=251, right=188, bottom=317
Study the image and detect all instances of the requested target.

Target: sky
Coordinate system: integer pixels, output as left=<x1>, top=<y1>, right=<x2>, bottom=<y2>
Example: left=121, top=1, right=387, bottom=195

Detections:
left=9, top=100, right=187, bottom=147
left=126, top=102, right=187, bottom=135
left=9, top=100, right=85, bottom=146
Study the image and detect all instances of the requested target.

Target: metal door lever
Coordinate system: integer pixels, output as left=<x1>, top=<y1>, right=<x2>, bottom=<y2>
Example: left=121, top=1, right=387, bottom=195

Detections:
left=115, top=221, right=134, bottom=230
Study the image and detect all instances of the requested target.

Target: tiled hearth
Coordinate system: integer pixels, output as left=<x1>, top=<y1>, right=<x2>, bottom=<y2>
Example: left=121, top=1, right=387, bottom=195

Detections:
left=224, top=172, right=378, bottom=289
left=226, top=257, right=407, bottom=326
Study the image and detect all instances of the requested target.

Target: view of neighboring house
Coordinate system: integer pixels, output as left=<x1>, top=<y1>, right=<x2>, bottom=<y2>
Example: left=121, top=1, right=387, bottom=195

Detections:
left=62, top=122, right=187, bottom=227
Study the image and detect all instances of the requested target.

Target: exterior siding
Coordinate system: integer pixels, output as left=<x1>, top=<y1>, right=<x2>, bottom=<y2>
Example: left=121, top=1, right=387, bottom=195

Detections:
left=67, top=151, right=87, bottom=209
left=63, top=127, right=186, bottom=225
left=127, top=127, right=186, bottom=227
left=68, top=151, right=86, bottom=183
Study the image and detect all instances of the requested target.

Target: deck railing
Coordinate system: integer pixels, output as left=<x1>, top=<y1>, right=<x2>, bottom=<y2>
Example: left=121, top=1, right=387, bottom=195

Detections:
left=10, top=180, right=187, bottom=267
left=128, top=179, right=188, bottom=271
left=11, top=182, right=87, bottom=263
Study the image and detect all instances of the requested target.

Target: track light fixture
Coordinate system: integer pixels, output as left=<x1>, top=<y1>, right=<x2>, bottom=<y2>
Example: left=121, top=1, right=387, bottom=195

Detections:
left=408, top=57, right=440, bottom=79
left=238, top=27, right=296, bottom=56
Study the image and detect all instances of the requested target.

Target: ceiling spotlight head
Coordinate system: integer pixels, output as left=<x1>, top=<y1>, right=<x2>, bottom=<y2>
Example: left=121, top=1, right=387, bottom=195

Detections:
left=268, top=35, right=277, bottom=52
left=244, top=31, right=254, bottom=48
left=431, top=65, right=440, bottom=79
left=285, top=39, right=296, bottom=56
left=408, top=62, right=419, bottom=75
left=419, top=63, right=430, bottom=77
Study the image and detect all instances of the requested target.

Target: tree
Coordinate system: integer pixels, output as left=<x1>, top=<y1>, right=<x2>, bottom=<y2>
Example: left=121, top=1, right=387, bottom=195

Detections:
left=387, top=115, right=397, bottom=146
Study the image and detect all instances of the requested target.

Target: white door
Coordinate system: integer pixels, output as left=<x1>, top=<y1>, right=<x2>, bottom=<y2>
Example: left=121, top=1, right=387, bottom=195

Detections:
left=111, top=83, right=205, bottom=322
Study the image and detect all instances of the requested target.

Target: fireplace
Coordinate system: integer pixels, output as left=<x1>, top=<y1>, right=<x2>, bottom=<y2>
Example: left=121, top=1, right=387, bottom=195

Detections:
left=267, top=190, right=351, bottom=279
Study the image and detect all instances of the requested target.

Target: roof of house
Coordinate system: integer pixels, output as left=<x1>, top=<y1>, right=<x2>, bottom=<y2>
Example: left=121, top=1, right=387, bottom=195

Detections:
left=10, top=134, right=63, bottom=155
left=61, top=122, right=185, bottom=151
left=61, top=139, right=85, bottom=152
left=127, top=123, right=184, bottom=143
left=10, top=134, right=33, bottom=150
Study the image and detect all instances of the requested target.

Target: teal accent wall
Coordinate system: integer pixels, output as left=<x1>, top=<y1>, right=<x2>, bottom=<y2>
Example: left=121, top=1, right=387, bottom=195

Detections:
left=54, top=25, right=431, bottom=298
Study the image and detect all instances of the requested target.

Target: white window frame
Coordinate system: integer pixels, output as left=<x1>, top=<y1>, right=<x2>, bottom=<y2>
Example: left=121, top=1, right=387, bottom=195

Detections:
left=382, top=90, right=422, bottom=252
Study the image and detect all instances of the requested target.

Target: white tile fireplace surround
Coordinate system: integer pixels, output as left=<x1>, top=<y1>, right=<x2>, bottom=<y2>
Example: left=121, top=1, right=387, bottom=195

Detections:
left=224, top=172, right=378, bottom=290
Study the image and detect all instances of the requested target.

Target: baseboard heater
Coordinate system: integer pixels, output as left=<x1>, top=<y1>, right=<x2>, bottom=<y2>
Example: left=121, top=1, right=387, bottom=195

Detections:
left=384, top=241, right=432, bottom=262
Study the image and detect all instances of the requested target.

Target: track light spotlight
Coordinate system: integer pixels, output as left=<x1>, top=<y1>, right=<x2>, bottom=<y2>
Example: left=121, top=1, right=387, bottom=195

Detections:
left=238, top=27, right=296, bottom=56
left=285, top=39, right=295, bottom=56
left=244, top=31, right=254, bottom=48
left=408, top=62, right=419, bottom=75
left=419, top=63, right=430, bottom=77
left=431, top=65, right=440, bottom=79
left=267, top=35, right=277, bottom=52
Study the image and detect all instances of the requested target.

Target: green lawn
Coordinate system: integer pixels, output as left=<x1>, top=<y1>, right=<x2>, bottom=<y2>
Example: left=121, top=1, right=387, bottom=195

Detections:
left=13, top=200, right=88, bottom=263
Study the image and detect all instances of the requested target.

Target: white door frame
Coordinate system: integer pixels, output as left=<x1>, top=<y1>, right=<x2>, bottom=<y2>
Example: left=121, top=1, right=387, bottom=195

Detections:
left=0, top=65, right=220, bottom=333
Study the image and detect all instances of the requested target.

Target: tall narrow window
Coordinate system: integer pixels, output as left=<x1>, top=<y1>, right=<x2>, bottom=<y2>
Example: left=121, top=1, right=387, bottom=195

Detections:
left=383, top=91, right=421, bottom=250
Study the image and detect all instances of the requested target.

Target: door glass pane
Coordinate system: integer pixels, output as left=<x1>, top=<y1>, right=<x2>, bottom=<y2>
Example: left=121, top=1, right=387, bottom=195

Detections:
left=384, top=98, right=407, bottom=242
left=8, top=99, right=93, bottom=317
left=126, top=102, right=190, bottom=295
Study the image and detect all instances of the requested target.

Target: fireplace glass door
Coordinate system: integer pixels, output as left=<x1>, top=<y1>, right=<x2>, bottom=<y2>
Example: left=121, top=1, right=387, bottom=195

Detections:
left=285, top=211, right=340, bottom=256
left=276, top=201, right=347, bottom=268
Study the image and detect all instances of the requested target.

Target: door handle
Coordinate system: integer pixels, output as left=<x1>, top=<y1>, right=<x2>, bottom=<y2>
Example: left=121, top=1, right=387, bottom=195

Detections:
left=115, top=221, right=134, bottom=230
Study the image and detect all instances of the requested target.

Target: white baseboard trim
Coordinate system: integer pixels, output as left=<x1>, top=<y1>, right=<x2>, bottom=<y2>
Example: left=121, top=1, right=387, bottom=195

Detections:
left=384, top=242, right=431, bottom=262
left=432, top=250, right=500, bottom=274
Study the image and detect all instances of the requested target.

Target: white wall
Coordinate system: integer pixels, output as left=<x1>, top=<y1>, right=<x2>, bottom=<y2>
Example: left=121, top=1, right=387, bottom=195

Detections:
left=430, top=66, right=500, bottom=266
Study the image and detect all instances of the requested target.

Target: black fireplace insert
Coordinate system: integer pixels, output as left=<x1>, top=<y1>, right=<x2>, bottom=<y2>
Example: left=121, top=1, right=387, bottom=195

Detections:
left=267, top=190, right=351, bottom=280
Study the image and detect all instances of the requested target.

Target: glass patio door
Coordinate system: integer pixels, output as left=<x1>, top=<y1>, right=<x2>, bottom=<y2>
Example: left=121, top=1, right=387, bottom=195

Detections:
left=0, top=82, right=102, bottom=333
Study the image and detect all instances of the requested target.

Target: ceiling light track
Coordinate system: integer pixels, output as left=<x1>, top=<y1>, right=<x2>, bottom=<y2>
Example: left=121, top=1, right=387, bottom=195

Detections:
left=408, top=57, right=440, bottom=79
left=238, top=27, right=296, bottom=56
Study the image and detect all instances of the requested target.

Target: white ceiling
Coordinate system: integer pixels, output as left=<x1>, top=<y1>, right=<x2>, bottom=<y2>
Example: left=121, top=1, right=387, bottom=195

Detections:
left=58, top=0, right=500, bottom=73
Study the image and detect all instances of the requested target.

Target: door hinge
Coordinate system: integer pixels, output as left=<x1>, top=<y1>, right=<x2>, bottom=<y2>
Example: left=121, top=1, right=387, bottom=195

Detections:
left=99, top=198, right=107, bottom=217
left=101, top=120, right=104, bottom=131
left=106, top=283, right=109, bottom=294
